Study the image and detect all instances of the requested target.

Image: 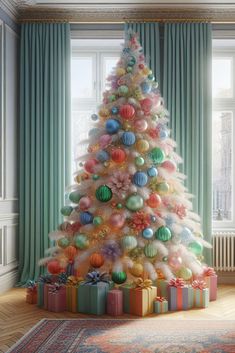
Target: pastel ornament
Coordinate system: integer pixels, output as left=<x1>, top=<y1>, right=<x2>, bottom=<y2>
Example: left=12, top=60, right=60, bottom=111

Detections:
left=130, top=263, right=144, bottom=277
left=47, top=260, right=62, bottom=275
left=136, top=139, right=150, bottom=153
left=149, top=147, right=165, bottom=164
left=140, top=98, right=153, bottom=114
left=179, top=267, right=192, bottom=280
left=78, top=196, right=92, bottom=211
left=89, top=253, right=105, bottom=268
left=133, top=171, right=148, bottom=187
left=160, top=129, right=168, bottom=140
left=99, top=134, right=112, bottom=148
left=89, top=127, right=100, bottom=137
left=105, top=119, right=121, bottom=134
left=121, top=235, right=138, bottom=251
left=140, top=81, right=151, bottom=94
left=64, top=245, right=77, bottom=261
left=144, top=243, right=157, bottom=258
left=155, top=226, right=172, bottom=242
left=142, top=227, right=154, bottom=239
left=188, top=241, right=203, bottom=255
left=155, top=182, right=170, bottom=195
left=57, top=237, right=70, bottom=249
left=146, top=193, right=162, bottom=208
left=127, top=55, right=136, bottom=66
left=135, top=156, right=145, bottom=166
left=120, top=104, right=135, bottom=120
left=116, top=67, right=126, bottom=77
left=61, top=206, right=73, bottom=217
left=134, top=119, right=148, bottom=132
left=80, top=211, right=93, bottom=225
left=74, top=234, right=89, bottom=250
left=161, top=160, right=177, bottom=173
left=69, top=190, right=83, bottom=203
left=147, top=167, right=158, bottom=177
left=99, top=107, right=110, bottom=118
left=126, top=194, right=144, bottom=211
left=111, top=271, right=127, bottom=284
left=96, top=185, right=113, bottom=202
left=168, top=255, right=182, bottom=270
left=111, top=148, right=126, bottom=163
left=109, top=212, right=126, bottom=228
left=122, top=131, right=136, bottom=146
left=96, top=150, right=110, bottom=163
left=93, top=216, right=103, bottom=226
left=180, top=227, right=193, bottom=243
left=118, top=85, right=129, bottom=96
left=111, top=106, right=119, bottom=115
left=84, top=159, right=98, bottom=174
left=91, top=113, right=98, bottom=121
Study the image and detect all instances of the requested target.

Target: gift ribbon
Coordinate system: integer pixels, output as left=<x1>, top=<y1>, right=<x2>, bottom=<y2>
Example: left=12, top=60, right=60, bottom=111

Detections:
left=38, top=275, right=54, bottom=284
left=49, top=283, right=63, bottom=293
left=67, top=276, right=84, bottom=286
left=155, top=296, right=166, bottom=302
left=192, top=280, right=206, bottom=290
left=83, top=271, right=110, bottom=285
left=58, top=272, right=68, bottom=284
left=26, top=280, right=37, bottom=292
left=134, top=278, right=153, bottom=289
left=168, top=278, right=185, bottom=288
left=203, top=267, right=216, bottom=277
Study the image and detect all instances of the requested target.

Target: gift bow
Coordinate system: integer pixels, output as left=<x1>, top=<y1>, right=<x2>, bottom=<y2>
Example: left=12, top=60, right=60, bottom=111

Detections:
left=83, top=271, right=110, bottom=285
left=57, top=272, right=68, bottom=284
left=26, top=280, right=37, bottom=293
left=192, top=280, right=206, bottom=290
left=155, top=296, right=166, bottom=302
left=168, top=278, right=185, bottom=288
left=134, top=278, right=152, bottom=289
left=67, top=276, right=83, bottom=286
left=38, top=274, right=54, bottom=284
left=49, top=283, right=63, bottom=293
left=204, top=267, right=216, bottom=277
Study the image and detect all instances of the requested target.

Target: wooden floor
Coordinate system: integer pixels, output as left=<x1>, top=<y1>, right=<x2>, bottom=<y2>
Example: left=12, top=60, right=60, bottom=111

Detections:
left=0, top=285, right=234, bottom=353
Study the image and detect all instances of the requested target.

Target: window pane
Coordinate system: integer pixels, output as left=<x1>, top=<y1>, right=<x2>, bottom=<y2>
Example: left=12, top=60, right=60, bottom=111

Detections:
left=71, top=57, right=94, bottom=99
left=212, top=58, right=233, bottom=98
left=212, top=111, right=233, bottom=221
left=103, top=56, right=119, bottom=90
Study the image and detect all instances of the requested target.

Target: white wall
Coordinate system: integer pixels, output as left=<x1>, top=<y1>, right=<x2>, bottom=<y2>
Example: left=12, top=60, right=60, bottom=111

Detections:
left=0, top=19, right=19, bottom=293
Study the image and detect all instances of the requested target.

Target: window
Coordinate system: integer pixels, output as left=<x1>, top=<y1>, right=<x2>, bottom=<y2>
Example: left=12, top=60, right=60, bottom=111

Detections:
left=212, top=39, right=235, bottom=229
left=71, top=39, right=123, bottom=177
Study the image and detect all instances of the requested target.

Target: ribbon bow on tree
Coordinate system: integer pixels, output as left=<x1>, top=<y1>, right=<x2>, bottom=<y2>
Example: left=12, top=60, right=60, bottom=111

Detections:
left=168, top=278, right=185, bottom=288
left=192, top=280, right=207, bottom=290
left=67, top=276, right=83, bottom=286
left=134, top=278, right=152, bottom=289
left=203, top=267, right=216, bottom=277
left=84, top=271, right=110, bottom=285
left=155, top=296, right=167, bottom=302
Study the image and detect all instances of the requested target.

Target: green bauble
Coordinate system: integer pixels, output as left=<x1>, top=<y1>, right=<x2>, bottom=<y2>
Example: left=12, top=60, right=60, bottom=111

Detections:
left=69, top=190, right=83, bottom=203
left=135, top=156, right=145, bottom=166
left=155, top=226, right=172, bottom=242
left=111, top=271, right=127, bottom=284
left=126, top=194, right=144, bottom=211
left=155, top=182, right=170, bottom=195
left=93, top=216, right=103, bottom=226
left=61, top=206, right=73, bottom=216
left=188, top=241, right=203, bottom=255
left=95, top=185, right=112, bottom=202
left=179, top=267, right=192, bottom=280
left=149, top=147, right=165, bottom=164
left=58, top=237, right=70, bottom=248
left=92, top=174, right=100, bottom=181
left=144, top=243, right=157, bottom=258
left=74, top=234, right=89, bottom=250
left=118, top=85, right=129, bottom=96
left=121, top=235, right=137, bottom=251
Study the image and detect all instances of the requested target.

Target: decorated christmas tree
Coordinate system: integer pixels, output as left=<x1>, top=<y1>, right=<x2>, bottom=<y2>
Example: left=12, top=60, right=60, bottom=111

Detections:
left=40, top=30, right=212, bottom=286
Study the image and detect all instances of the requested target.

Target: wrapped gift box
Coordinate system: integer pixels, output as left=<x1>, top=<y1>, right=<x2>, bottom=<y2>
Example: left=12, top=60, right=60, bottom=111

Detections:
left=154, top=279, right=169, bottom=298
left=192, top=280, right=209, bottom=308
left=43, top=284, right=51, bottom=310
left=48, top=285, right=66, bottom=312
left=26, top=288, right=37, bottom=304
left=37, top=282, right=44, bottom=307
left=167, top=278, right=193, bottom=311
left=203, top=268, right=217, bottom=301
left=154, top=297, right=168, bottom=314
left=66, top=276, right=83, bottom=312
left=120, top=279, right=157, bottom=317
left=107, top=289, right=123, bottom=316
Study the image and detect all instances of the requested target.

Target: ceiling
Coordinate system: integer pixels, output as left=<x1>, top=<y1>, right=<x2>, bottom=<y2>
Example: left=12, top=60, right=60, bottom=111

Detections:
left=2, top=0, right=235, bottom=23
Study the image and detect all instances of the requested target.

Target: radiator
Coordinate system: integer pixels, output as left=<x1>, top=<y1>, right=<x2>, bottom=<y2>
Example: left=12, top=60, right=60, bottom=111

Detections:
left=213, top=232, right=235, bottom=271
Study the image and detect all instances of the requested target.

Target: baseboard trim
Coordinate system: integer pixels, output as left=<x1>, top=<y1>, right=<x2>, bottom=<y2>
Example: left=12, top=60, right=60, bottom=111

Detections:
left=217, top=271, right=235, bottom=285
left=0, top=269, right=19, bottom=294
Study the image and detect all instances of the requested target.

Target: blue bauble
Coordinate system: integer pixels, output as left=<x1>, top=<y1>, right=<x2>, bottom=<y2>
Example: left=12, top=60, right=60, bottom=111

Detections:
left=89, top=128, right=100, bottom=137
left=165, top=215, right=174, bottom=228
left=128, top=55, right=136, bottom=67
left=123, top=48, right=130, bottom=54
left=105, top=119, right=120, bottom=134
left=133, top=171, right=148, bottom=187
left=140, top=81, right=151, bottom=94
left=160, top=129, right=168, bottom=140
left=142, top=227, right=154, bottom=239
left=122, top=131, right=136, bottom=146
left=91, top=113, right=98, bottom=121
left=180, top=227, right=193, bottom=243
left=80, top=211, right=93, bottom=225
left=148, top=73, right=155, bottom=81
left=96, top=150, right=110, bottom=163
left=147, top=167, right=158, bottom=177
left=111, top=106, right=119, bottom=115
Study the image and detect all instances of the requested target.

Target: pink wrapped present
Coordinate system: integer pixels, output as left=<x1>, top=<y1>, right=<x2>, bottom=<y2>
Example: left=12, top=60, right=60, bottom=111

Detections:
left=203, top=267, right=217, bottom=301
left=107, top=289, right=123, bottom=316
left=48, top=284, right=66, bottom=312
left=43, top=283, right=51, bottom=309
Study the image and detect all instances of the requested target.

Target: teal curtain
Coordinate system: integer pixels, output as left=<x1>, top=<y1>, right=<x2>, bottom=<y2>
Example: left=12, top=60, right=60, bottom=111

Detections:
left=124, top=23, right=161, bottom=87
left=163, top=23, right=212, bottom=264
left=19, top=23, right=71, bottom=283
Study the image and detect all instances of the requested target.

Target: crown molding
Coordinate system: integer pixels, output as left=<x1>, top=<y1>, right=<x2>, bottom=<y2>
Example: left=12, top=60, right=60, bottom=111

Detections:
left=0, top=0, right=19, bottom=22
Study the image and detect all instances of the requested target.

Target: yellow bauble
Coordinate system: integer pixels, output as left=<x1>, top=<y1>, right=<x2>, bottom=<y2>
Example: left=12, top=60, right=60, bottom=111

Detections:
left=143, top=67, right=150, bottom=75
left=116, top=67, right=126, bottom=77
left=136, top=139, right=150, bottom=153
left=99, top=108, right=110, bottom=118
left=130, top=263, right=144, bottom=277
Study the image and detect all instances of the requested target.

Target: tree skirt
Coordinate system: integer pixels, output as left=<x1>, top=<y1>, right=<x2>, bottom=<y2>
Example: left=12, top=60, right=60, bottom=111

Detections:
left=7, top=319, right=235, bottom=353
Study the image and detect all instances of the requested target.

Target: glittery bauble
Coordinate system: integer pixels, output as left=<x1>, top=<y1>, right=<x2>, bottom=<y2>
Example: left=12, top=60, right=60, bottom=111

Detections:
left=136, top=139, right=150, bottom=153
left=58, top=237, right=70, bottom=248
left=99, top=107, right=109, bottom=118
left=118, top=85, right=129, bottom=95
left=144, top=243, right=157, bottom=258
left=96, top=185, right=113, bottom=202
left=89, top=253, right=105, bottom=268
left=180, top=227, right=193, bottom=243
left=80, top=211, right=93, bottom=225
left=61, top=206, right=73, bottom=217
left=129, top=246, right=143, bottom=260
left=179, top=267, right=192, bottom=280
left=121, top=235, right=138, bottom=251
left=168, top=255, right=182, bottom=270
left=47, top=260, right=62, bottom=275
left=146, top=193, right=161, bottom=208
left=93, top=216, right=103, bottom=226
left=111, top=148, right=126, bottom=163
left=188, top=241, right=203, bottom=255
left=130, top=263, right=144, bottom=277
left=69, top=190, right=82, bottom=203
left=91, top=113, right=98, bottom=121
left=147, top=167, right=158, bottom=177
left=161, top=160, right=177, bottom=173
left=111, top=271, right=127, bottom=284
left=120, top=104, right=135, bottom=120
left=74, top=234, right=89, bottom=250
left=122, top=131, right=136, bottom=146
left=109, top=212, right=126, bottom=228
left=155, top=182, right=170, bottom=195
left=105, top=119, right=121, bottom=134
left=99, top=134, right=112, bottom=148
left=149, top=147, right=165, bottom=164
left=140, top=81, right=151, bottom=94
left=155, top=226, right=172, bottom=242
left=134, top=119, right=148, bottom=132
left=126, top=194, right=144, bottom=211
left=135, top=156, right=145, bottom=166
left=84, top=159, right=98, bottom=174
left=133, top=171, right=148, bottom=187
left=142, top=227, right=154, bottom=239
left=111, top=106, right=119, bottom=115
left=96, top=150, right=110, bottom=163
left=116, top=67, right=126, bottom=76
left=78, top=196, right=92, bottom=211
left=127, top=55, right=136, bottom=66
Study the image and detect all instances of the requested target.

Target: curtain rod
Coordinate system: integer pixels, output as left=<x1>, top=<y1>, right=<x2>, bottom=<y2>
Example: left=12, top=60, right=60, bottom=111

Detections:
left=19, top=19, right=235, bottom=24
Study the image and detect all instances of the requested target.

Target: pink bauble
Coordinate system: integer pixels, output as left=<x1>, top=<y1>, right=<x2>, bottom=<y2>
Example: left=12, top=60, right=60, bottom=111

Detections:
left=79, top=196, right=92, bottom=211
left=109, top=212, right=125, bottom=228
left=161, top=160, right=177, bottom=173
left=99, top=134, right=112, bottom=148
left=168, top=255, right=183, bottom=270
left=120, top=104, right=135, bottom=120
left=136, top=110, right=144, bottom=118
left=84, top=159, right=98, bottom=174
left=140, top=98, right=153, bottom=113
left=134, top=119, right=148, bottom=132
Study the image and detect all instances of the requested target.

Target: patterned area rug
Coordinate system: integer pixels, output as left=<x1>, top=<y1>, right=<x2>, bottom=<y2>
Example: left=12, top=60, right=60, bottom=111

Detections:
left=8, top=319, right=235, bottom=353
